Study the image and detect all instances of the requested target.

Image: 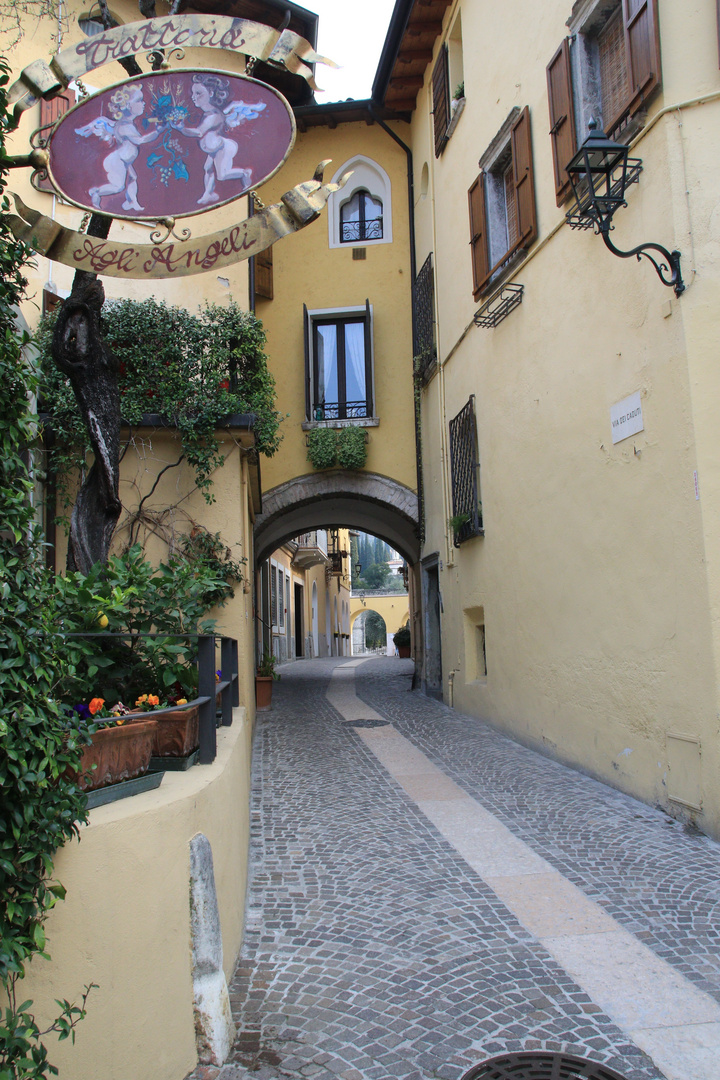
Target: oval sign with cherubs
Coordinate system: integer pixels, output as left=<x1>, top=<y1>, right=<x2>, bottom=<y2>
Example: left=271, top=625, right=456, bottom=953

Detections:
left=47, top=69, right=296, bottom=220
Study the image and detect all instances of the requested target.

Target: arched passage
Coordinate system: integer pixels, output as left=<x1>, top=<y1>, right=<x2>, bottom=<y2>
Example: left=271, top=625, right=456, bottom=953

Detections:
left=254, top=472, right=420, bottom=567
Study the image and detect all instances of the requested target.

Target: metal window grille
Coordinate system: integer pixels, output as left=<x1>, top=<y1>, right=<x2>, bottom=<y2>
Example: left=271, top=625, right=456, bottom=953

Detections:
left=413, top=252, right=436, bottom=377
left=449, top=395, right=483, bottom=546
left=341, top=219, right=383, bottom=242
left=313, top=400, right=370, bottom=421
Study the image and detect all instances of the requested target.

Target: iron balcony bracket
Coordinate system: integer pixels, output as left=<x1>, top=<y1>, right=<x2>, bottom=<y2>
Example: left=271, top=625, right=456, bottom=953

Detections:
left=600, top=225, right=685, bottom=297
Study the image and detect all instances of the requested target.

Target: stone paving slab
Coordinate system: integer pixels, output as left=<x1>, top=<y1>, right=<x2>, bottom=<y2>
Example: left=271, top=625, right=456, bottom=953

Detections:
left=186, top=657, right=720, bottom=1080
left=184, top=656, right=703, bottom=1080
left=353, top=660, right=720, bottom=1003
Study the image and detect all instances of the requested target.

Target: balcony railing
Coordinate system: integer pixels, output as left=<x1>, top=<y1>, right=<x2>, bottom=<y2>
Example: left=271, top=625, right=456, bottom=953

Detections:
left=341, top=219, right=383, bottom=242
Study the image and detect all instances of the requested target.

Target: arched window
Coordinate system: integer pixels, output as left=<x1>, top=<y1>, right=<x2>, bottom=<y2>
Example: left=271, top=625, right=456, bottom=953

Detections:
left=339, top=190, right=383, bottom=243
left=328, top=156, right=392, bottom=249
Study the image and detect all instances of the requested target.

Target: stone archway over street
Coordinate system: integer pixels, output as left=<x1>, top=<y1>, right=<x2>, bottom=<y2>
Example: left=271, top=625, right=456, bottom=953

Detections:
left=253, top=471, right=420, bottom=566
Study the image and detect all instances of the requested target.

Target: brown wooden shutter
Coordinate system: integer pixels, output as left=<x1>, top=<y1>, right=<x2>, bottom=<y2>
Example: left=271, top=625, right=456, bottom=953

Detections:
left=303, top=303, right=311, bottom=420
left=546, top=39, right=577, bottom=204
left=255, top=245, right=273, bottom=300
left=510, top=105, right=537, bottom=249
left=468, top=173, right=490, bottom=298
left=431, top=45, right=450, bottom=158
left=39, top=91, right=73, bottom=193
left=623, top=0, right=661, bottom=115
left=40, top=90, right=72, bottom=131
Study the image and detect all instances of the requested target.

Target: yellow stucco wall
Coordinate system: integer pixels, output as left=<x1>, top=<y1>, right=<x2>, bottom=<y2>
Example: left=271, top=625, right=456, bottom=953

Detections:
left=411, top=0, right=720, bottom=836
left=254, top=120, right=416, bottom=497
left=13, top=714, right=252, bottom=1080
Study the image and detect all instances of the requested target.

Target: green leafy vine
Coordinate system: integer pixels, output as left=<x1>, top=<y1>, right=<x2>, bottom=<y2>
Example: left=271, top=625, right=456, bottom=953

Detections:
left=35, top=298, right=283, bottom=512
left=0, top=58, right=92, bottom=1078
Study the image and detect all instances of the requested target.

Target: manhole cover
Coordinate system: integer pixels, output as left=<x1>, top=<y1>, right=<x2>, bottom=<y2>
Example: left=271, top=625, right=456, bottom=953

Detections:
left=351, top=719, right=389, bottom=728
left=461, top=1052, right=631, bottom=1080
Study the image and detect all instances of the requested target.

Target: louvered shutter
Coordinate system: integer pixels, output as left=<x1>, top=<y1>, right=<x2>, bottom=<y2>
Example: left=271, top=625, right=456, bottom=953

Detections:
left=546, top=39, right=577, bottom=203
left=468, top=174, right=490, bottom=298
left=511, top=106, right=537, bottom=249
left=40, top=90, right=72, bottom=131
left=39, top=91, right=73, bottom=193
left=303, top=303, right=311, bottom=420
left=431, top=45, right=450, bottom=158
left=622, top=0, right=661, bottom=115
left=255, top=245, right=273, bottom=300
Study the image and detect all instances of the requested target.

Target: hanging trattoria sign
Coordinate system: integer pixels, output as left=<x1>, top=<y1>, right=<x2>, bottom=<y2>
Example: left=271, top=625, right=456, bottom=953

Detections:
left=6, top=14, right=347, bottom=277
left=47, top=70, right=295, bottom=220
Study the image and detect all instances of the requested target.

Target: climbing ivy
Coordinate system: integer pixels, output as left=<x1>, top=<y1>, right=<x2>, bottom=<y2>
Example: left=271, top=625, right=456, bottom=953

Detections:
left=0, top=59, right=92, bottom=1078
left=35, top=298, right=283, bottom=510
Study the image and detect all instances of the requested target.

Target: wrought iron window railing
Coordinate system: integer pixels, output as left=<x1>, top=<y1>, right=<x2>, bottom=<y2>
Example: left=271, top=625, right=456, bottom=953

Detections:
left=340, top=219, right=383, bottom=242
left=413, top=252, right=436, bottom=378
left=449, top=395, right=483, bottom=546
left=313, top=400, right=370, bottom=421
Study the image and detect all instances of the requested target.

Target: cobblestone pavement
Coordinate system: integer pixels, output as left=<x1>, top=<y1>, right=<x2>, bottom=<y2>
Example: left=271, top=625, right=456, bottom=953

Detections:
left=188, top=657, right=720, bottom=1080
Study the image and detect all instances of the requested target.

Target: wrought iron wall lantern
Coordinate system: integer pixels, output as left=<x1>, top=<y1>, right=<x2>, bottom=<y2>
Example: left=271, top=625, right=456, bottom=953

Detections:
left=566, top=120, right=684, bottom=297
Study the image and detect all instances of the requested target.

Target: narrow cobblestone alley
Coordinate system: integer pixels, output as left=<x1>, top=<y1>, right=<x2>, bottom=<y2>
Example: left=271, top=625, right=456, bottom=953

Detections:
left=190, top=657, right=720, bottom=1080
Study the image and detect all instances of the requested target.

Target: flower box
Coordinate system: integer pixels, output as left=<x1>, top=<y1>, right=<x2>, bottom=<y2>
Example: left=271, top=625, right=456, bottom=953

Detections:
left=77, top=719, right=158, bottom=792
left=150, top=703, right=200, bottom=757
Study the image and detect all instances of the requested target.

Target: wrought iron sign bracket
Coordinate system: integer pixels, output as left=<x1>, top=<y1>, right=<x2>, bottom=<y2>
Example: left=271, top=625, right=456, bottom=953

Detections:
left=474, top=282, right=524, bottom=329
left=601, top=227, right=684, bottom=297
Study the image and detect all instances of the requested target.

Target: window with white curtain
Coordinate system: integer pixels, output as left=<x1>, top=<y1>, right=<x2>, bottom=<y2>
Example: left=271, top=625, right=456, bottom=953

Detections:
left=339, top=189, right=383, bottom=243
left=304, top=303, right=374, bottom=422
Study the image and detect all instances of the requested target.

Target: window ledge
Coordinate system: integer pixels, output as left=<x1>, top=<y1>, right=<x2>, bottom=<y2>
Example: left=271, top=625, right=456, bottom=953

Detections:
left=446, top=96, right=466, bottom=141
left=476, top=247, right=527, bottom=301
left=301, top=417, right=379, bottom=431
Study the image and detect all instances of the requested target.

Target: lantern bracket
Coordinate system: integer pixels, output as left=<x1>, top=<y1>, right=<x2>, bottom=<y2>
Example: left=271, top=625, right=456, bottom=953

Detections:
left=601, top=229, right=684, bottom=297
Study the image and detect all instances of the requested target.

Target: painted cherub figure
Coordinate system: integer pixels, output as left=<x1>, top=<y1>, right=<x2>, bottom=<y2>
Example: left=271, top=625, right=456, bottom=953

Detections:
left=170, top=73, right=266, bottom=205
left=76, top=84, right=159, bottom=212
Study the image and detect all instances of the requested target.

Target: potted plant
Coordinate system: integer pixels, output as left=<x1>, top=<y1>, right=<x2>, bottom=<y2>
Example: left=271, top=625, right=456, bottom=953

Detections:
left=134, top=693, right=200, bottom=758
left=448, top=512, right=471, bottom=546
left=68, top=701, right=159, bottom=792
left=393, top=624, right=412, bottom=659
left=256, top=652, right=280, bottom=711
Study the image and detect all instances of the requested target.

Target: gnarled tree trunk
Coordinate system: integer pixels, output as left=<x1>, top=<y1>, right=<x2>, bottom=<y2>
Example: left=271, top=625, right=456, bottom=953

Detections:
left=51, top=276, right=121, bottom=573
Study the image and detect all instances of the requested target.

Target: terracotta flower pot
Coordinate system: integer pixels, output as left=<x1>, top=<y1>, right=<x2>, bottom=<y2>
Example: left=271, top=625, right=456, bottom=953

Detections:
left=398, top=645, right=411, bottom=658
left=255, top=675, right=273, bottom=711
left=151, top=704, right=200, bottom=757
left=77, top=719, right=158, bottom=791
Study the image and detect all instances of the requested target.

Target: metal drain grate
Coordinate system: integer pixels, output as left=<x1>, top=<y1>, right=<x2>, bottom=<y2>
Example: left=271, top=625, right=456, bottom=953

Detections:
left=461, top=1052, right=631, bottom=1080
left=351, top=719, right=389, bottom=728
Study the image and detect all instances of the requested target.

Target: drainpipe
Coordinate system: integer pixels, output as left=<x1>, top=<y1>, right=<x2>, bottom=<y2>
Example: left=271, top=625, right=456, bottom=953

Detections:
left=367, top=104, right=424, bottom=542
left=248, top=195, right=255, bottom=313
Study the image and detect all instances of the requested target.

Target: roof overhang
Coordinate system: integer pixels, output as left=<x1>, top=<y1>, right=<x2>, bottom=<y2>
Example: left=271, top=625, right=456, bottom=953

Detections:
left=372, top=0, right=453, bottom=114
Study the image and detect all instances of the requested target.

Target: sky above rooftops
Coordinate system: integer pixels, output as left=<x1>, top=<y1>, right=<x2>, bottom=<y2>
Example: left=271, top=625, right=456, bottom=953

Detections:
left=302, top=0, right=396, bottom=104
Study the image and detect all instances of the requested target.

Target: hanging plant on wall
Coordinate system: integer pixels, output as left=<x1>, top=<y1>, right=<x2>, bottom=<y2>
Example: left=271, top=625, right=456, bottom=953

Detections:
left=307, top=427, right=368, bottom=470
left=307, top=427, right=339, bottom=469
left=337, top=426, right=367, bottom=469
